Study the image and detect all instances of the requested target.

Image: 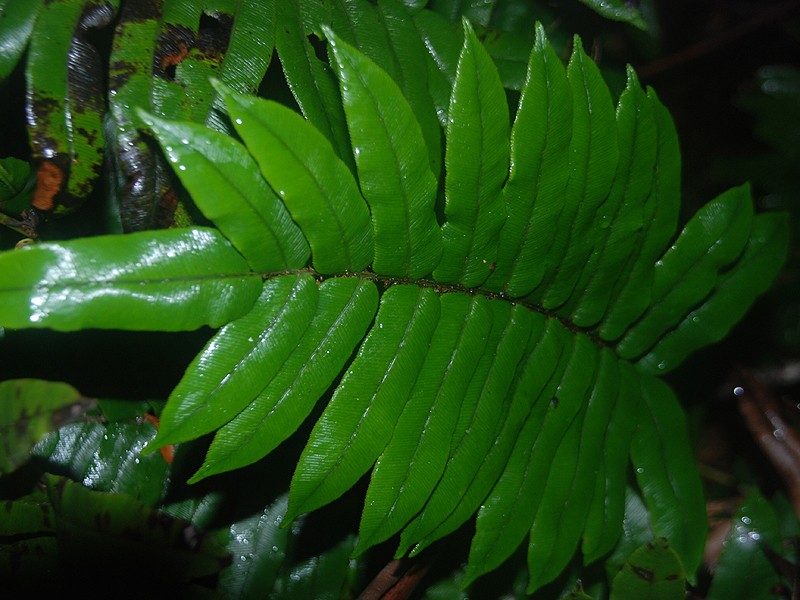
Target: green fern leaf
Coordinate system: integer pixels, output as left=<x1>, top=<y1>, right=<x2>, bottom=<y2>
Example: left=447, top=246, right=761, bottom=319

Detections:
left=0, top=15, right=789, bottom=595
left=136, top=111, right=310, bottom=272
left=326, top=28, right=443, bottom=278
left=190, top=276, right=378, bottom=482
left=486, top=22, right=573, bottom=295
left=213, top=81, right=374, bottom=274
left=275, top=0, right=355, bottom=169
left=0, top=227, right=261, bottom=331
left=434, top=19, right=508, bottom=287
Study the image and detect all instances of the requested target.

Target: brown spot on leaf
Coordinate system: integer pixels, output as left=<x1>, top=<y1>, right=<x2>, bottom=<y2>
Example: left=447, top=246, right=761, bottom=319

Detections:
left=154, top=23, right=195, bottom=79
left=631, top=565, right=655, bottom=582
left=32, top=162, right=64, bottom=210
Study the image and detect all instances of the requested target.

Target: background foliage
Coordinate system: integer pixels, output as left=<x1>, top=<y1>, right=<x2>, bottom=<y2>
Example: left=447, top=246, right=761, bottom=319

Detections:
left=1, top=1, right=799, bottom=598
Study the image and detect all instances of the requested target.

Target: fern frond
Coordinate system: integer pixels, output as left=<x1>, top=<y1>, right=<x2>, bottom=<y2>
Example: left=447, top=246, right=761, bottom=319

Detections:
left=0, top=10, right=788, bottom=594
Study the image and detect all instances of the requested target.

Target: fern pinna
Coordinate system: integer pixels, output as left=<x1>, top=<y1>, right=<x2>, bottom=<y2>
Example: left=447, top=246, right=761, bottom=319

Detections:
left=0, top=21, right=788, bottom=593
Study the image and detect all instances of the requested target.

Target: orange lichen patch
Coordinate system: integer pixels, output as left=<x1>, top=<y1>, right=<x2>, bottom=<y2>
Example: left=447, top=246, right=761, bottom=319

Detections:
left=32, top=161, right=64, bottom=211
left=159, top=41, right=189, bottom=70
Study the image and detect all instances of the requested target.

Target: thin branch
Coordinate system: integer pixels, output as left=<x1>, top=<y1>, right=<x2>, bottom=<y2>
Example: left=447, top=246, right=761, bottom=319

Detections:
left=357, top=557, right=433, bottom=600
left=637, top=0, right=800, bottom=79
left=735, top=367, right=800, bottom=518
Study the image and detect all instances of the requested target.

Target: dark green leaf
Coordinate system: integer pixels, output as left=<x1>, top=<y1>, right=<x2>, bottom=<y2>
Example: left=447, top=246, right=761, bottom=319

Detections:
left=46, top=475, right=229, bottom=582
left=0, top=0, right=43, bottom=80
left=217, top=493, right=295, bottom=598
left=630, top=376, right=706, bottom=580
left=0, top=379, right=94, bottom=473
left=0, top=156, right=36, bottom=213
left=275, top=0, right=355, bottom=169
left=273, top=535, right=360, bottom=599
left=0, top=489, right=60, bottom=591
left=33, top=420, right=168, bottom=506
left=706, top=489, right=785, bottom=600
left=577, top=0, right=647, bottom=30
left=206, top=0, right=276, bottom=132
left=609, top=539, right=686, bottom=600
left=411, top=8, right=463, bottom=125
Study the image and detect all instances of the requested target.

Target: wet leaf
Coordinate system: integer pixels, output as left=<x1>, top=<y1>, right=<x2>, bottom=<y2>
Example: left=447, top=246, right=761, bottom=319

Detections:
left=32, top=420, right=169, bottom=507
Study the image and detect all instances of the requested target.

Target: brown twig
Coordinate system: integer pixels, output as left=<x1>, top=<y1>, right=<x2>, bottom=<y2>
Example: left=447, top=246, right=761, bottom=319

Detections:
left=357, top=557, right=433, bottom=600
left=637, top=0, right=800, bottom=79
left=735, top=367, right=800, bottom=518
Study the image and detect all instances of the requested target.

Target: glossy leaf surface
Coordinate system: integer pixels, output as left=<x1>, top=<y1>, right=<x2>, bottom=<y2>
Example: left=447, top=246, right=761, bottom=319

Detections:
left=216, top=81, right=374, bottom=274
left=434, top=20, right=508, bottom=287
left=0, top=0, right=43, bottom=80
left=0, top=14, right=790, bottom=595
left=138, top=111, right=310, bottom=273
left=706, top=488, right=785, bottom=600
left=25, top=0, right=114, bottom=214
left=327, top=29, right=443, bottom=278
left=191, top=277, right=379, bottom=482
left=33, top=420, right=168, bottom=506
left=0, top=227, right=261, bottom=331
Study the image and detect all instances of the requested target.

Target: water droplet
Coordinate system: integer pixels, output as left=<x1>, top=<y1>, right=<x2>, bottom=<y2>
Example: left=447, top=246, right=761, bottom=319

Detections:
left=179, top=165, right=186, bottom=171
left=235, top=118, right=243, bottom=125
left=636, top=466, right=644, bottom=474
left=180, top=138, right=189, bottom=145
left=272, top=545, right=279, bottom=552
left=733, top=386, right=744, bottom=396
